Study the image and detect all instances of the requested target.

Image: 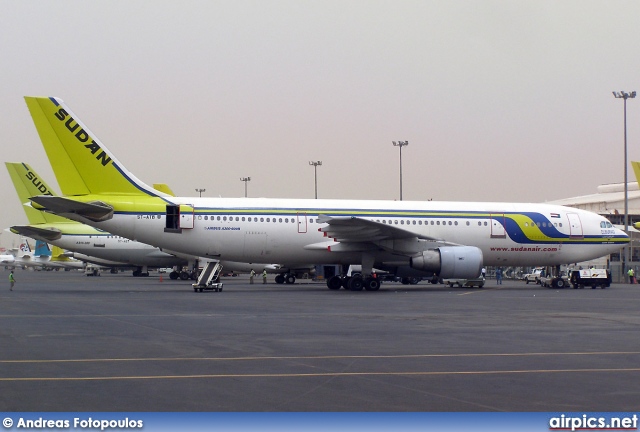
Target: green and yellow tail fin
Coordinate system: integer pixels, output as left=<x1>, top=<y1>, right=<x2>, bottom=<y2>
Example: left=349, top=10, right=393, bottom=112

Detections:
left=5, top=162, right=69, bottom=225
left=24, top=97, right=166, bottom=198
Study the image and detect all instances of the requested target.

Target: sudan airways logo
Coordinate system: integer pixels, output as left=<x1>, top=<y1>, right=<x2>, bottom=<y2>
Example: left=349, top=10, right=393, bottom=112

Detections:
left=54, top=108, right=113, bottom=167
left=25, top=170, right=53, bottom=196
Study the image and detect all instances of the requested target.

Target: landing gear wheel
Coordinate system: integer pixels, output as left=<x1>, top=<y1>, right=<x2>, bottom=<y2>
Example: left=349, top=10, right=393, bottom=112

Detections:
left=347, top=276, right=364, bottom=291
left=364, top=278, right=380, bottom=291
left=275, top=274, right=285, bottom=284
left=285, top=274, right=296, bottom=284
left=170, top=271, right=179, bottom=280
left=327, top=276, right=342, bottom=290
left=341, top=277, right=351, bottom=289
left=179, top=271, right=190, bottom=280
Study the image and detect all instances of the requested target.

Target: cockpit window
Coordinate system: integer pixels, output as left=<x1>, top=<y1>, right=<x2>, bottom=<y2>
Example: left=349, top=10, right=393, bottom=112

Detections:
left=600, top=221, right=613, bottom=228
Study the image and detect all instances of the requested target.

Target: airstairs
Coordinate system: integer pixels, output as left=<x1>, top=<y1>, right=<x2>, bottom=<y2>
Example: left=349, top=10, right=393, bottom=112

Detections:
left=192, top=261, right=224, bottom=292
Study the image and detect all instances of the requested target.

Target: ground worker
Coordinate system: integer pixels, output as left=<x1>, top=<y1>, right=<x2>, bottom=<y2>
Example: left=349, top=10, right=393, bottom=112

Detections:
left=9, top=271, right=15, bottom=291
left=249, top=269, right=256, bottom=284
left=628, top=267, right=635, bottom=284
left=262, top=269, right=267, bottom=284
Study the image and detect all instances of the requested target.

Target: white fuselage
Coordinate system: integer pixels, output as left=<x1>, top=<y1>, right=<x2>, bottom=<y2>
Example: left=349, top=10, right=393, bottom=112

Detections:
left=50, top=231, right=190, bottom=268
left=82, top=197, right=627, bottom=269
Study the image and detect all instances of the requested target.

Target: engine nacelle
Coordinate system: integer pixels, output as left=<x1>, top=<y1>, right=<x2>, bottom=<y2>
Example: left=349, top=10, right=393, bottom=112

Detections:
left=409, top=246, right=483, bottom=279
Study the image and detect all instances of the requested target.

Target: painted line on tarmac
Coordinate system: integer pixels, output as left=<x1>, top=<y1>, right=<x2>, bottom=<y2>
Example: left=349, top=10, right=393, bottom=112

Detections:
left=2, top=351, right=640, bottom=363
left=2, top=367, right=640, bottom=382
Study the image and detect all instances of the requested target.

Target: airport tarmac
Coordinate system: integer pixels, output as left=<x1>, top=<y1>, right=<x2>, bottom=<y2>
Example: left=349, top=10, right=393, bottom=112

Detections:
left=1, top=269, right=639, bottom=412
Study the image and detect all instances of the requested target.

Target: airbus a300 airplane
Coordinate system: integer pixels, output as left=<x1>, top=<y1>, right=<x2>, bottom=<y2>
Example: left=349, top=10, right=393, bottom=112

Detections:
left=24, top=96, right=629, bottom=291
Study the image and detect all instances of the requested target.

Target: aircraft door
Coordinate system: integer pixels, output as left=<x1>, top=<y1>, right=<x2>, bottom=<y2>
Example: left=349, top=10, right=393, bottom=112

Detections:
left=179, top=205, right=194, bottom=229
left=165, top=204, right=194, bottom=232
left=567, top=213, right=583, bottom=238
left=490, top=213, right=506, bottom=238
left=297, top=212, right=307, bottom=233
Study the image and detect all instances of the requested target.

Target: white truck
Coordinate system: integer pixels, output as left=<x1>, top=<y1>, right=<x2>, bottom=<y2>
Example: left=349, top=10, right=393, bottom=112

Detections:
left=523, top=267, right=544, bottom=284
left=569, top=269, right=611, bottom=289
left=85, top=265, right=101, bottom=276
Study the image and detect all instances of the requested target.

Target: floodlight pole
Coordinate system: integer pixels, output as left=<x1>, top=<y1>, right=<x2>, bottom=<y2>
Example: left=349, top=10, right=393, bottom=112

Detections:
left=613, top=91, right=636, bottom=277
left=240, top=177, right=251, bottom=198
left=195, top=188, right=205, bottom=197
left=392, top=141, right=409, bottom=200
left=309, top=161, right=322, bottom=199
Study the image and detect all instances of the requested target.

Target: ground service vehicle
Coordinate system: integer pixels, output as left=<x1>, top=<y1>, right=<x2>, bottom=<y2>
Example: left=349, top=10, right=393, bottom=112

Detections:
left=444, top=278, right=485, bottom=288
left=540, top=273, right=569, bottom=288
left=569, top=269, right=611, bottom=289
left=523, top=268, right=544, bottom=284
left=85, top=265, right=101, bottom=276
left=569, top=268, right=611, bottom=289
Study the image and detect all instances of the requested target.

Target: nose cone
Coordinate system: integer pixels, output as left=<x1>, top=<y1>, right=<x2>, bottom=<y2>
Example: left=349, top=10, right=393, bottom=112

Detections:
left=620, top=228, right=631, bottom=243
left=606, top=227, right=630, bottom=254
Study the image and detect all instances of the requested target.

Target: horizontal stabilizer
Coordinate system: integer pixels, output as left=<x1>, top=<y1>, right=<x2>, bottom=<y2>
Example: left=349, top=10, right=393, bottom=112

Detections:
left=29, top=196, right=113, bottom=222
left=10, top=225, right=62, bottom=241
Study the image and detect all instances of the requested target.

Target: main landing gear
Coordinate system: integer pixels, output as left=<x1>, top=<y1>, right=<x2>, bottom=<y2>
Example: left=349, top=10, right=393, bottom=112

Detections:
left=326, top=274, right=380, bottom=291
left=169, top=270, right=198, bottom=280
left=274, top=273, right=296, bottom=284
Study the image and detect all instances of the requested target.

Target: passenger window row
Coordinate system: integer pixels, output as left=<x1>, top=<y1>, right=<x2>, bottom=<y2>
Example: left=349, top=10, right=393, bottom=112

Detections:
left=191, top=216, right=522, bottom=228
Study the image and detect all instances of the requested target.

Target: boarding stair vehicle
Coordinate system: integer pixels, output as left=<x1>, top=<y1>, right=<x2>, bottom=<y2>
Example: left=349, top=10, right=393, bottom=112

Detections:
left=192, top=261, right=223, bottom=292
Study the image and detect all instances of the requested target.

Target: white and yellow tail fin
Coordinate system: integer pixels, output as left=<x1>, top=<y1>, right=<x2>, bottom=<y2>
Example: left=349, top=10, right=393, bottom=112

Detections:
left=24, top=97, right=167, bottom=198
left=632, top=161, right=640, bottom=187
left=5, top=162, right=69, bottom=225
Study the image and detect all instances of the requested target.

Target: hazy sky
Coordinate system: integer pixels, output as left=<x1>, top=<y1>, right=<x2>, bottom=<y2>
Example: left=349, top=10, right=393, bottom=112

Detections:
left=1, top=1, right=640, bottom=247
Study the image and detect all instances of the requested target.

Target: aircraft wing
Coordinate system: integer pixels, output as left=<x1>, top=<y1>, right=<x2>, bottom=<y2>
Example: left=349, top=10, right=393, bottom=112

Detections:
left=314, top=214, right=460, bottom=254
left=10, top=225, right=62, bottom=241
left=29, top=196, right=113, bottom=222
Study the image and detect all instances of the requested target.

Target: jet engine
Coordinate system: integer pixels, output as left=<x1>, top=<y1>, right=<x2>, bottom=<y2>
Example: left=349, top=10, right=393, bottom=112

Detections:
left=409, top=246, right=483, bottom=280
